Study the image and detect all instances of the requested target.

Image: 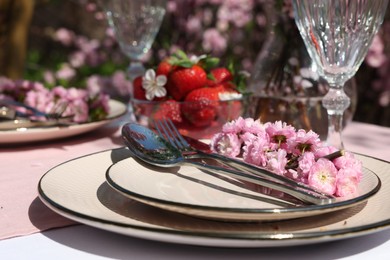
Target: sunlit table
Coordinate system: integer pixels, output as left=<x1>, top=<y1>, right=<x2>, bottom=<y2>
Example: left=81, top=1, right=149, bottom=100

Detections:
left=0, top=120, right=389, bottom=259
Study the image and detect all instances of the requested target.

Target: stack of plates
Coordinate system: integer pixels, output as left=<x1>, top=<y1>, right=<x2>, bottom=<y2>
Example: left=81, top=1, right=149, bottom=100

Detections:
left=38, top=147, right=390, bottom=248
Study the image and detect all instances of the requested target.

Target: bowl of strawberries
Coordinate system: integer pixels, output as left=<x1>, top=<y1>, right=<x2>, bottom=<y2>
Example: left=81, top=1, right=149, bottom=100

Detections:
left=131, top=51, right=246, bottom=139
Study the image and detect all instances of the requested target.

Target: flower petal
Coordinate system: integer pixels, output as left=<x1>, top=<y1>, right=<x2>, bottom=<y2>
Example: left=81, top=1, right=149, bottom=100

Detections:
left=154, top=87, right=167, bottom=97
left=144, top=69, right=156, bottom=81
left=145, top=90, right=155, bottom=101
left=156, top=75, right=167, bottom=86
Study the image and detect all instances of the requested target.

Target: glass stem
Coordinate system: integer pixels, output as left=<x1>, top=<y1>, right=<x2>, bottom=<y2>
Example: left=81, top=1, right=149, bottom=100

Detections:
left=322, top=84, right=350, bottom=149
left=127, top=60, right=145, bottom=81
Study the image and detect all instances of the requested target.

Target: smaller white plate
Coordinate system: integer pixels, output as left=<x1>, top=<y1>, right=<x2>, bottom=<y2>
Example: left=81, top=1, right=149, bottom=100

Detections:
left=0, top=100, right=127, bottom=144
left=106, top=157, right=380, bottom=221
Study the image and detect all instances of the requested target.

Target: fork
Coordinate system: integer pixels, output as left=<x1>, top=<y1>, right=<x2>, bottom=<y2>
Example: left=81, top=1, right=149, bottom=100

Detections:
left=153, top=118, right=336, bottom=205
left=0, top=100, right=69, bottom=120
left=0, top=101, right=73, bottom=130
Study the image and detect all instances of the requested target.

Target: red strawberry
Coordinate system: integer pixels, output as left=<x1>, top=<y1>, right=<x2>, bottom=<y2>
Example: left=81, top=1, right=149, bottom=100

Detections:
left=153, top=99, right=183, bottom=124
left=132, top=76, right=146, bottom=100
left=206, top=67, right=233, bottom=87
left=156, top=59, right=176, bottom=76
left=167, top=65, right=207, bottom=101
left=181, top=87, right=221, bottom=127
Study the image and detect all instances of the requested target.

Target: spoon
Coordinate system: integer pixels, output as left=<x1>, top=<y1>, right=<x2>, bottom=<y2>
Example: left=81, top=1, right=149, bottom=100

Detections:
left=121, top=123, right=336, bottom=205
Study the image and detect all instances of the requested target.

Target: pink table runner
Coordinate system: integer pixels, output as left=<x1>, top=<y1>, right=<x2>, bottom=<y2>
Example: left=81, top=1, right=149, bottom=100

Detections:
left=0, top=123, right=123, bottom=240
left=1, top=121, right=389, bottom=240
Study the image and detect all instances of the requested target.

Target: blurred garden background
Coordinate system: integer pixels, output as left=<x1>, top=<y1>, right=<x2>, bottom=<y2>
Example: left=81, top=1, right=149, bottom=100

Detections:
left=1, top=0, right=389, bottom=126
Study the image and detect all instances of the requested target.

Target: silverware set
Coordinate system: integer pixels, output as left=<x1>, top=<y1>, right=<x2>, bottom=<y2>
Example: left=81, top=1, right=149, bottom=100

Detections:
left=121, top=119, right=337, bottom=206
left=0, top=100, right=73, bottom=130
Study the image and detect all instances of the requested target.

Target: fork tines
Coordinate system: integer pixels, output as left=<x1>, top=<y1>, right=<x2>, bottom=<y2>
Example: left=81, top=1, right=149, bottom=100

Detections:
left=153, top=118, right=191, bottom=152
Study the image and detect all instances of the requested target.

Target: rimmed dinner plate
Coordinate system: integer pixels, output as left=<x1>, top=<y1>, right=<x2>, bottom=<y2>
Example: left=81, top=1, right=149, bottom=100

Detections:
left=38, top=148, right=390, bottom=248
left=105, top=157, right=380, bottom=221
left=0, top=99, right=127, bottom=144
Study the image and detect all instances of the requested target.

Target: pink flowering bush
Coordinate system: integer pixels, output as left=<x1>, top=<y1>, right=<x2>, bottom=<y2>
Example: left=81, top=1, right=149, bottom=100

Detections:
left=24, top=0, right=390, bottom=126
left=0, top=77, right=110, bottom=123
left=210, top=117, right=363, bottom=197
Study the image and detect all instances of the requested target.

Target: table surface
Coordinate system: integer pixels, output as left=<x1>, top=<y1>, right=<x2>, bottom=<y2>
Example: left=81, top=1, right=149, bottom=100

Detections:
left=1, top=119, right=389, bottom=259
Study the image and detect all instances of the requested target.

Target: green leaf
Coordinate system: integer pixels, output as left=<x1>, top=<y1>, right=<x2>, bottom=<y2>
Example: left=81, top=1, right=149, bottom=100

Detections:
left=173, top=50, right=189, bottom=60
left=170, top=59, right=193, bottom=68
left=202, top=57, right=220, bottom=70
left=227, top=60, right=236, bottom=75
left=207, top=73, right=216, bottom=81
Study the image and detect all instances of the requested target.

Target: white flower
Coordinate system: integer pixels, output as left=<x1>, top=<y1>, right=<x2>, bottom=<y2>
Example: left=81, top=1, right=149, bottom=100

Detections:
left=189, top=54, right=207, bottom=64
left=219, top=92, right=243, bottom=101
left=142, top=69, right=167, bottom=101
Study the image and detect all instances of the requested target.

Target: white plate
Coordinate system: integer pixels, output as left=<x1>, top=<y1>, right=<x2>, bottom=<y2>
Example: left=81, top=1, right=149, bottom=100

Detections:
left=0, top=100, right=127, bottom=144
left=38, top=148, right=390, bottom=248
left=106, top=157, right=380, bottom=221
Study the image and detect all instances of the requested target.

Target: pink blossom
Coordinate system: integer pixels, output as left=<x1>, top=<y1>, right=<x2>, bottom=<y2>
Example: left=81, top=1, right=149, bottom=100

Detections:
left=0, top=77, right=15, bottom=92
left=68, top=98, right=89, bottom=123
left=186, top=16, right=202, bottom=34
left=366, top=35, right=387, bottom=68
left=314, top=145, right=338, bottom=158
left=333, top=152, right=363, bottom=182
left=0, top=77, right=110, bottom=123
left=335, top=167, right=361, bottom=197
left=202, top=28, right=227, bottom=55
left=111, top=71, right=132, bottom=97
left=379, top=90, right=390, bottom=107
left=240, top=131, right=257, bottom=144
left=288, top=129, right=321, bottom=155
left=242, top=118, right=265, bottom=135
left=210, top=133, right=242, bottom=158
left=51, top=86, right=68, bottom=98
left=167, top=1, right=177, bottom=12
left=265, top=121, right=296, bottom=150
left=24, top=89, right=51, bottom=113
left=211, top=118, right=362, bottom=197
left=69, top=51, right=86, bottom=68
left=56, top=63, right=76, bottom=81
left=308, top=159, right=338, bottom=195
left=85, top=2, right=96, bottom=12
left=298, top=151, right=315, bottom=179
left=66, top=87, right=88, bottom=101
left=86, top=75, right=105, bottom=95
left=43, top=70, right=56, bottom=85
left=222, top=116, right=245, bottom=133
left=266, top=149, right=288, bottom=175
left=217, top=0, right=254, bottom=28
left=76, top=36, right=100, bottom=53
left=55, top=28, right=74, bottom=46
left=242, top=135, right=268, bottom=167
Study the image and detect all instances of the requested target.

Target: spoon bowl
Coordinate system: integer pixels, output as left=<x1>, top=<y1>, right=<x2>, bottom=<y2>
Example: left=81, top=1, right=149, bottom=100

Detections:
left=122, top=123, right=183, bottom=166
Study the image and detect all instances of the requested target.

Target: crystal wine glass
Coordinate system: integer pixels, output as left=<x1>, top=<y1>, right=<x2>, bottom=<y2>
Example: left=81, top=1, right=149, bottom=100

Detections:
left=102, top=0, right=166, bottom=81
left=292, top=0, right=388, bottom=149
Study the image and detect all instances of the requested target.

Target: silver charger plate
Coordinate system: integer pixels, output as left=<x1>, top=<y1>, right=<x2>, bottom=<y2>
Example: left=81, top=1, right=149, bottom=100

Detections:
left=38, top=148, right=390, bottom=248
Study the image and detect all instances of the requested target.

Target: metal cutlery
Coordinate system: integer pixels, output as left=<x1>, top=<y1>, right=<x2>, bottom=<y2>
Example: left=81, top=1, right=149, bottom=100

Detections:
left=0, top=100, right=72, bottom=130
left=122, top=122, right=336, bottom=205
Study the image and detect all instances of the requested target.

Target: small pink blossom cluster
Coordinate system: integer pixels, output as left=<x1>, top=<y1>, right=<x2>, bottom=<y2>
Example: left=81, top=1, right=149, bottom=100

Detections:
left=210, top=117, right=363, bottom=197
left=0, top=77, right=110, bottom=123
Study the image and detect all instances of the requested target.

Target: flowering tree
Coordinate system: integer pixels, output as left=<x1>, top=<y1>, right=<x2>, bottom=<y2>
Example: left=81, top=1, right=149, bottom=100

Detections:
left=24, top=0, right=390, bottom=126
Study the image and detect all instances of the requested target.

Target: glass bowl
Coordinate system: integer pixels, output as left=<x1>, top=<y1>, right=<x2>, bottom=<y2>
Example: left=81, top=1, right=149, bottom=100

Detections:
left=131, top=97, right=244, bottom=139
